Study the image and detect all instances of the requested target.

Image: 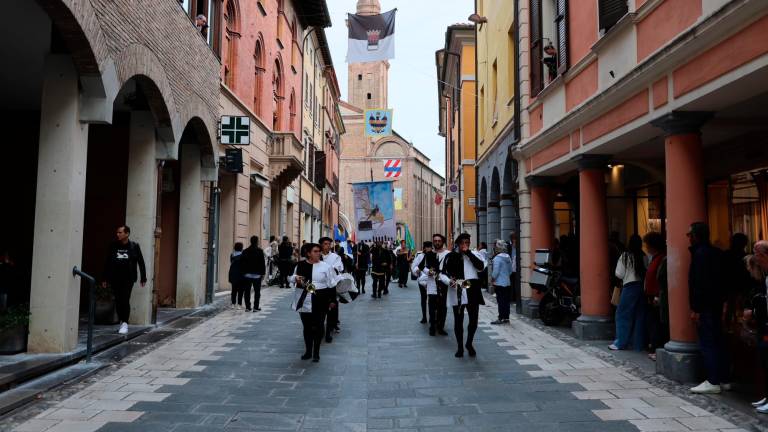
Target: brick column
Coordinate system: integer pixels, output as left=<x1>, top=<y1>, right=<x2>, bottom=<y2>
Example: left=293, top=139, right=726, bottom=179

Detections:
left=572, top=155, right=614, bottom=340
left=525, top=176, right=554, bottom=318
left=652, top=111, right=711, bottom=383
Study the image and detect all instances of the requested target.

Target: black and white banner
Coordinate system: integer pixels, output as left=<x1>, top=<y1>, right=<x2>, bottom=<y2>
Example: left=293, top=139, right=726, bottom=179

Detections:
left=347, top=9, right=396, bottom=63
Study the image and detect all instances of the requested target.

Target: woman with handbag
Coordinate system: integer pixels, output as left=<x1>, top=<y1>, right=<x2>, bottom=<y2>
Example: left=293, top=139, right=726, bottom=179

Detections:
left=609, top=234, right=648, bottom=351
left=643, top=232, right=667, bottom=359
left=290, top=243, right=336, bottom=362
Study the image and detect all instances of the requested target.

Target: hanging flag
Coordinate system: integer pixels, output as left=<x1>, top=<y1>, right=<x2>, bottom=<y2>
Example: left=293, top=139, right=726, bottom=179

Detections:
left=352, top=181, right=396, bottom=242
left=405, top=224, right=415, bottom=251
left=435, top=193, right=443, bottom=205
left=365, top=109, right=393, bottom=137
left=347, top=9, right=396, bottom=63
left=384, top=159, right=402, bottom=178
left=393, top=188, right=403, bottom=210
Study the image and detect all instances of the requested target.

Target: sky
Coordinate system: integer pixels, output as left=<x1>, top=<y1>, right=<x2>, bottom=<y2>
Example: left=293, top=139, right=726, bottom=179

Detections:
left=324, top=0, right=474, bottom=177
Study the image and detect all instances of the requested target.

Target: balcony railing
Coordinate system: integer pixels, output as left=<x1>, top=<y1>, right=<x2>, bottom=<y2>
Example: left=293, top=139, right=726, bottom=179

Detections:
left=269, top=132, right=305, bottom=188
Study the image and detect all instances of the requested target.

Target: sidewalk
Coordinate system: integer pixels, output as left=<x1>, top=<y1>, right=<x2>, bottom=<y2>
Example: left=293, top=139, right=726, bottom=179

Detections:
left=485, top=291, right=768, bottom=431
left=0, top=293, right=230, bottom=417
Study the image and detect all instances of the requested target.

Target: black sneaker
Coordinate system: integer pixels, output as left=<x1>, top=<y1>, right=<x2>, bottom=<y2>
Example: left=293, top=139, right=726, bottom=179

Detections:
left=438, top=329, right=448, bottom=336
left=429, top=328, right=436, bottom=336
left=420, top=318, right=427, bottom=324
left=490, top=319, right=504, bottom=325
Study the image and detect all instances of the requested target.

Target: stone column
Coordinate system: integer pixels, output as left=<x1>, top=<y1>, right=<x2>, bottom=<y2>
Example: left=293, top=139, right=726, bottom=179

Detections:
left=572, top=155, right=614, bottom=340
left=487, top=202, right=500, bottom=246
left=477, top=207, right=487, bottom=250
left=125, top=112, right=157, bottom=325
left=525, top=176, right=554, bottom=318
left=177, top=143, right=204, bottom=308
left=652, top=112, right=711, bottom=382
left=28, top=55, right=89, bottom=353
left=500, top=193, right=516, bottom=241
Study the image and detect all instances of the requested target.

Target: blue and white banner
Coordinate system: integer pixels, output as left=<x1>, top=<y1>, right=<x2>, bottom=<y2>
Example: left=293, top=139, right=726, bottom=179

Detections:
left=352, top=181, right=396, bottom=242
left=347, top=9, right=396, bottom=63
left=365, top=109, right=393, bottom=137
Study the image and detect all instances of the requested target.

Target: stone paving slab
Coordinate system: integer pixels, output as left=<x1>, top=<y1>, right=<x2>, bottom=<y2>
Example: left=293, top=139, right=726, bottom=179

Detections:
left=7, top=281, right=763, bottom=432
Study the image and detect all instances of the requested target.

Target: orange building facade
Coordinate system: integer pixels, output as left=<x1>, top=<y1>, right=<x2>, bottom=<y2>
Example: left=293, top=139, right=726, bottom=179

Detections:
left=513, top=0, right=768, bottom=385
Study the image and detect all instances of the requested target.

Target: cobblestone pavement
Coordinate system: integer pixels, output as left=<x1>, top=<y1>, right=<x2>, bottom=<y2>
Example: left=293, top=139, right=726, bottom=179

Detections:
left=8, top=282, right=754, bottom=432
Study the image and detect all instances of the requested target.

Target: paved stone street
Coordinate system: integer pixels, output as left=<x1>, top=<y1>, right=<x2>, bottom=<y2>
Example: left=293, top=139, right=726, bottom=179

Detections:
left=9, top=282, right=751, bottom=432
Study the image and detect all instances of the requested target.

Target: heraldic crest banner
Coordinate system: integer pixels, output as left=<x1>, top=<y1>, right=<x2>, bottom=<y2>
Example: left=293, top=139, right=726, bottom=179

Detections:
left=352, top=181, right=396, bottom=242
left=365, top=109, right=393, bottom=137
left=347, top=9, right=396, bottom=63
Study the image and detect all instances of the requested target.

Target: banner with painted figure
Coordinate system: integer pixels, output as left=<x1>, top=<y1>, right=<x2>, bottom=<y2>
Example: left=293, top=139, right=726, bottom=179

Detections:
left=393, top=188, right=403, bottom=210
left=352, top=181, right=396, bottom=242
left=365, top=109, right=393, bottom=138
left=347, top=9, right=396, bottom=63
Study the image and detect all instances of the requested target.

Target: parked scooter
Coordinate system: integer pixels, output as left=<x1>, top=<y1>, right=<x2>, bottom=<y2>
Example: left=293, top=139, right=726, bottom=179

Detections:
left=529, top=249, right=580, bottom=326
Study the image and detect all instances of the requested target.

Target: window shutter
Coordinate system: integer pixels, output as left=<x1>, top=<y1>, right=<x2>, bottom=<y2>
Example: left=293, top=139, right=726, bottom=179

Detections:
left=599, top=0, right=628, bottom=34
left=555, top=0, right=569, bottom=73
left=530, top=0, right=543, bottom=95
left=314, top=150, right=326, bottom=189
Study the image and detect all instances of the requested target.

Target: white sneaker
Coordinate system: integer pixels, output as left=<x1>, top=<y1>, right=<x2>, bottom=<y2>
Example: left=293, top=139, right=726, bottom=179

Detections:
left=118, top=322, right=128, bottom=335
left=690, top=381, right=721, bottom=394
left=751, top=398, right=767, bottom=407
left=758, top=404, right=768, bottom=414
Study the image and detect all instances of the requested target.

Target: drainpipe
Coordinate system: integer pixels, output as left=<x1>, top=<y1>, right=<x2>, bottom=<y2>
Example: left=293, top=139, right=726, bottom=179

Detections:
left=205, top=182, right=220, bottom=304
left=473, top=0, right=480, bottom=248
left=513, top=0, right=523, bottom=314
left=152, top=160, right=165, bottom=323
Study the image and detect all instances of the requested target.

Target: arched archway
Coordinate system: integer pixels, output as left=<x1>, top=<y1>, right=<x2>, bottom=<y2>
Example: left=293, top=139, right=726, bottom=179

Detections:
left=487, top=168, right=502, bottom=246
left=477, top=178, right=488, bottom=249
left=501, top=157, right=520, bottom=242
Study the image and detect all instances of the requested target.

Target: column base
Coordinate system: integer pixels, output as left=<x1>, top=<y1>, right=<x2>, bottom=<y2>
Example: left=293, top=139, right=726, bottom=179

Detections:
left=520, top=299, right=539, bottom=319
left=656, top=341, right=701, bottom=383
left=572, top=315, right=614, bottom=340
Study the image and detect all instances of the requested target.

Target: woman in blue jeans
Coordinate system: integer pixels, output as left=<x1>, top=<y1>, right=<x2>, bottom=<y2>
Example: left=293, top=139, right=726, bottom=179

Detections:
left=610, top=234, right=648, bottom=351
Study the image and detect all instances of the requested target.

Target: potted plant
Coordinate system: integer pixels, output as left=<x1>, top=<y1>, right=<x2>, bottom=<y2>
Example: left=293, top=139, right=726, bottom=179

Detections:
left=94, top=284, right=118, bottom=325
left=0, top=304, right=30, bottom=354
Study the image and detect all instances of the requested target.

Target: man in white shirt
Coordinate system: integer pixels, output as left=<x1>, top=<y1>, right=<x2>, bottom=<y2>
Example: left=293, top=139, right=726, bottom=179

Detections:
left=320, top=237, right=343, bottom=343
left=411, top=241, right=433, bottom=324
left=432, top=234, right=450, bottom=336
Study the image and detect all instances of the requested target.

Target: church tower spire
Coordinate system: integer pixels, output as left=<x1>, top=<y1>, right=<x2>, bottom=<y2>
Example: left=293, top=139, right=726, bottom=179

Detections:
left=348, top=0, right=389, bottom=110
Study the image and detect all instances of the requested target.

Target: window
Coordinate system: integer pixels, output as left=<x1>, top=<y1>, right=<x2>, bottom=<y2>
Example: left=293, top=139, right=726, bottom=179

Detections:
left=479, top=86, right=485, bottom=139
left=530, top=0, right=568, bottom=94
left=599, top=0, right=628, bottom=35
left=223, top=0, right=240, bottom=89
left=357, top=74, right=362, bottom=81
left=289, top=90, right=296, bottom=131
left=367, top=93, right=372, bottom=100
left=253, top=38, right=264, bottom=116
left=554, top=0, right=569, bottom=73
left=273, top=59, right=283, bottom=130
left=530, top=0, right=544, bottom=95
left=507, top=24, right=515, bottom=102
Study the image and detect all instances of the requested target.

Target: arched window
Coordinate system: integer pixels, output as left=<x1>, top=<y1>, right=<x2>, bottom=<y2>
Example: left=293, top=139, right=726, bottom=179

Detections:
left=223, top=0, right=240, bottom=89
left=273, top=58, right=283, bottom=130
left=253, top=37, right=264, bottom=116
left=289, top=90, right=296, bottom=131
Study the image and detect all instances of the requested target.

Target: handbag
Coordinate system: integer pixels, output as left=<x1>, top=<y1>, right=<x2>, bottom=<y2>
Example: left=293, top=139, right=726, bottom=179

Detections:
left=610, top=286, right=622, bottom=306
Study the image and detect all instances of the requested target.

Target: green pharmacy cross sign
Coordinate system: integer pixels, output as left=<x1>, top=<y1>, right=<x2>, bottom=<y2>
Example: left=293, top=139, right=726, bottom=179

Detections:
left=219, top=116, right=250, bottom=145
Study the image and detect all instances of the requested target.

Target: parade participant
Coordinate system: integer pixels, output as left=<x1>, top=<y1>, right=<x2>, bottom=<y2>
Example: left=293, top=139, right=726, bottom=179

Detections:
left=290, top=243, right=336, bottom=362
left=370, top=241, right=391, bottom=298
left=277, top=236, right=294, bottom=288
left=432, top=234, right=450, bottom=335
left=440, top=233, right=486, bottom=357
left=411, top=241, right=433, bottom=324
left=396, top=240, right=411, bottom=288
left=385, top=244, right=396, bottom=294
left=353, top=240, right=370, bottom=294
left=417, top=244, right=443, bottom=335
left=320, top=237, right=344, bottom=343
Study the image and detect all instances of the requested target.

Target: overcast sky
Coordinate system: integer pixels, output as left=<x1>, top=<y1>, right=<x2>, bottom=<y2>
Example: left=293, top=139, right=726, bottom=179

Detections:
left=325, top=0, right=474, bottom=177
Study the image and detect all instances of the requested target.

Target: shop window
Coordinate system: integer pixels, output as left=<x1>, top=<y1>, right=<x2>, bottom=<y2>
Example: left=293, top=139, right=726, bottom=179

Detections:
left=599, top=0, right=628, bottom=36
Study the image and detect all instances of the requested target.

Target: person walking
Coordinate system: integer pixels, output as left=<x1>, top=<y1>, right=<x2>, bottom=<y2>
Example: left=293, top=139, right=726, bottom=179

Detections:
left=102, top=225, right=146, bottom=335
left=643, top=232, right=667, bottom=359
left=416, top=245, right=441, bottom=335
left=688, top=222, right=730, bottom=394
left=278, top=236, right=294, bottom=288
left=745, top=246, right=768, bottom=412
left=396, top=240, right=411, bottom=288
left=353, top=241, right=370, bottom=294
left=229, top=242, right=245, bottom=310
left=267, top=235, right=279, bottom=279
left=371, top=241, right=391, bottom=299
left=320, top=237, right=343, bottom=343
left=432, top=234, right=450, bottom=336
left=490, top=240, right=514, bottom=325
left=385, top=244, right=396, bottom=293
left=609, top=234, right=648, bottom=351
left=290, top=243, right=336, bottom=362
left=411, top=241, right=433, bottom=324
left=241, top=236, right=266, bottom=312
left=440, top=233, right=486, bottom=358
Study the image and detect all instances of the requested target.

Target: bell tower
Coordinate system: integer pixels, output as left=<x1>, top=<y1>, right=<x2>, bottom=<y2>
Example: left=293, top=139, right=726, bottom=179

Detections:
left=348, top=0, right=389, bottom=110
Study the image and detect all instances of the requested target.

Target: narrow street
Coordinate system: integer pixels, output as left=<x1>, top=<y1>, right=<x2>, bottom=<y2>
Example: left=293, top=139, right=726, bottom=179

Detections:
left=9, top=282, right=745, bottom=432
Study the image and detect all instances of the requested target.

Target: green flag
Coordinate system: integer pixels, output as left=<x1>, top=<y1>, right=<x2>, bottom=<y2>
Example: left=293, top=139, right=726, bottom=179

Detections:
left=405, top=224, right=415, bottom=251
